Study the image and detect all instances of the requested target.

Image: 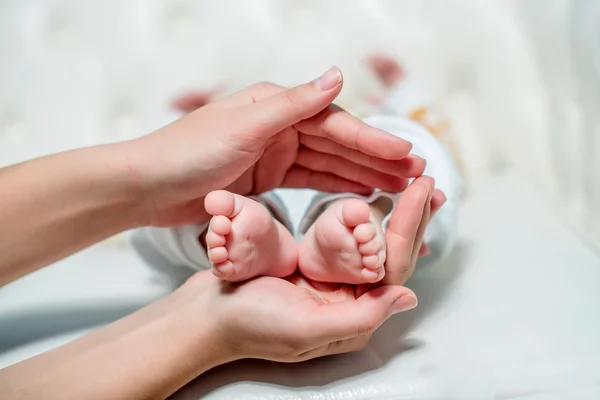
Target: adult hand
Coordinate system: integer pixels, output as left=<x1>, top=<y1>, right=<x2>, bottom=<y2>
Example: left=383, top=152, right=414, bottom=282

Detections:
left=0, top=266, right=415, bottom=400
left=186, top=270, right=417, bottom=362
left=131, top=67, right=425, bottom=226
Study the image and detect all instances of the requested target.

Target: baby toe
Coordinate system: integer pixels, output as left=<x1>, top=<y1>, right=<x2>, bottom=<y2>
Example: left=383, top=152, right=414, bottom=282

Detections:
left=363, top=254, right=383, bottom=270
left=212, top=261, right=234, bottom=279
left=205, top=190, right=237, bottom=217
left=206, top=230, right=226, bottom=248
left=208, top=246, right=228, bottom=264
left=359, top=234, right=385, bottom=255
left=209, top=215, right=232, bottom=236
left=361, top=267, right=382, bottom=283
left=339, top=199, right=371, bottom=228
left=353, top=222, right=377, bottom=243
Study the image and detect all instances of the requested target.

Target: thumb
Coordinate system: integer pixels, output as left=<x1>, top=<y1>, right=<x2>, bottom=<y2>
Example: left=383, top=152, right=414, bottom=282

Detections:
left=245, top=66, right=343, bottom=136
left=308, top=285, right=418, bottom=344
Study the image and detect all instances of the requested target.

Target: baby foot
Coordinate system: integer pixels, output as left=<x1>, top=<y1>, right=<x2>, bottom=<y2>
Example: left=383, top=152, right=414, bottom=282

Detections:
left=204, top=190, right=298, bottom=282
left=299, top=198, right=386, bottom=284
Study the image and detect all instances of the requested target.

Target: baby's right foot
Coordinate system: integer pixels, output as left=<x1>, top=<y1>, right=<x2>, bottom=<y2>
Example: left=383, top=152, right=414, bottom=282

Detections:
left=204, top=190, right=298, bottom=282
left=298, top=198, right=386, bottom=284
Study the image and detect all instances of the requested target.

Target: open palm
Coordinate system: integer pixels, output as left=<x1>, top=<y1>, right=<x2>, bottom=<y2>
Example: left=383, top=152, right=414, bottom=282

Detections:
left=202, top=270, right=415, bottom=362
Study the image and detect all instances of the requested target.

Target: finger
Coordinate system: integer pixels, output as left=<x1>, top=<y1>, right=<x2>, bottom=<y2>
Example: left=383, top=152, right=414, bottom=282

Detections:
left=295, top=148, right=409, bottom=192
left=241, top=66, right=344, bottom=138
left=304, top=284, right=417, bottom=344
left=410, top=184, right=433, bottom=267
left=281, top=166, right=373, bottom=194
left=417, top=189, right=446, bottom=259
left=382, top=176, right=434, bottom=285
left=294, top=104, right=413, bottom=160
left=430, top=189, right=446, bottom=217
left=300, top=135, right=426, bottom=178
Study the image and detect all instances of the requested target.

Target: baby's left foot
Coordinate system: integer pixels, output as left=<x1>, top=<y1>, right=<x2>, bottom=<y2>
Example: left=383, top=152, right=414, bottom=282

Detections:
left=298, top=199, right=386, bottom=284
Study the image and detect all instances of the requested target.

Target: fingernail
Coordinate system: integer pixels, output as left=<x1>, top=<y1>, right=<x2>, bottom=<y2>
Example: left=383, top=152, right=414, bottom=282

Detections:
left=314, top=66, right=342, bottom=91
left=391, top=294, right=418, bottom=314
left=427, top=175, right=436, bottom=187
left=412, top=154, right=425, bottom=164
left=439, top=190, right=447, bottom=204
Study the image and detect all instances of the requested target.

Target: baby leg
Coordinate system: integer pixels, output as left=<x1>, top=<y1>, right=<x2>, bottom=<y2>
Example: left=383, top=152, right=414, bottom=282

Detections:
left=204, top=190, right=298, bottom=282
left=298, top=198, right=391, bottom=284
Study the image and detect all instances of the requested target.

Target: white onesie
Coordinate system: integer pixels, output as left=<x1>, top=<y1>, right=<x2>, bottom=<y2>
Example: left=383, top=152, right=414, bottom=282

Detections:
left=131, top=80, right=463, bottom=273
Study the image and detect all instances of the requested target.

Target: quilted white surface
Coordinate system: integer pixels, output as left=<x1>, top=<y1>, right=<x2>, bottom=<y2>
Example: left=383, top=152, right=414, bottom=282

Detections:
left=1, top=0, right=600, bottom=398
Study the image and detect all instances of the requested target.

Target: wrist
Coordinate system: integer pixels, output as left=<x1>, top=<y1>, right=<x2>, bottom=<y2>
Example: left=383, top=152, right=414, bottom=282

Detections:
left=123, top=130, right=213, bottom=227
left=174, top=272, right=242, bottom=369
left=94, top=279, right=236, bottom=395
left=98, top=140, right=154, bottom=228
left=0, top=274, right=234, bottom=399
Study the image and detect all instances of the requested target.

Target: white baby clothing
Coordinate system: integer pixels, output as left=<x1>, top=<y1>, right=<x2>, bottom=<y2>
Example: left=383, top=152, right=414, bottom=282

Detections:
left=131, top=80, right=463, bottom=273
